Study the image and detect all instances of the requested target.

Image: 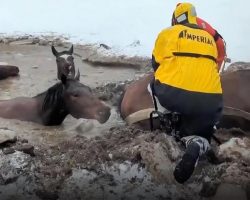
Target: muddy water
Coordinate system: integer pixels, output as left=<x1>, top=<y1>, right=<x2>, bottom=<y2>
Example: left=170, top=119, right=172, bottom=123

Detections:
left=1, top=44, right=250, bottom=200
left=0, top=44, right=136, bottom=144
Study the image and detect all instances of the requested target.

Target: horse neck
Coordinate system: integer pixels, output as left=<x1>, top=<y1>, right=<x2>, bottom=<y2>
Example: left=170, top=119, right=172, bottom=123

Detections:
left=34, top=83, right=69, bottom=125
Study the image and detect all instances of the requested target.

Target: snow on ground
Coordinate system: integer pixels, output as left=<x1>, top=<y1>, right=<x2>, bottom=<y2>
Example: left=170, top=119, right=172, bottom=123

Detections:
left=0, top=0, right=249, bottom=62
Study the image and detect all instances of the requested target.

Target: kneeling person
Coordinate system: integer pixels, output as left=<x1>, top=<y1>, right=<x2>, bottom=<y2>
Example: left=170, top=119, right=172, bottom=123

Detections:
left=151, top=2, right=223, bottom=183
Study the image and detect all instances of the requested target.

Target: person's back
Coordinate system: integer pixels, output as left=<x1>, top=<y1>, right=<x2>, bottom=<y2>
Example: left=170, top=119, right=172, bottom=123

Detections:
left=171, top=3, right=227, bottom=71
left=153, top=24, right=221, bottom=97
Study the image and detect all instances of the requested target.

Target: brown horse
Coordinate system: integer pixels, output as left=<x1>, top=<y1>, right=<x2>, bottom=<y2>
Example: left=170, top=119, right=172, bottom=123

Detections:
left=0, top=73, right=111, bottom=125
left=0, top=64, right=19, bottom=80
left=218, top=69, right=250, bottom=130
left=120, top=69, right=250, bottom=131
left=51, top=45, right=78, bottom=80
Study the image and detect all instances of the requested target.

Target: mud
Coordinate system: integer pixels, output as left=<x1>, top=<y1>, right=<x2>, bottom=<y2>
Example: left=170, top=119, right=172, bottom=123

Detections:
left=224, top=62, right=250, bottom=72
left=0, top=36, right=250, bottom=200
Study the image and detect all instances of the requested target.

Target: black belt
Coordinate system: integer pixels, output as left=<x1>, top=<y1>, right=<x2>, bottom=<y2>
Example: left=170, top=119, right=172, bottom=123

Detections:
left=173, top=52, right=216, bottom=62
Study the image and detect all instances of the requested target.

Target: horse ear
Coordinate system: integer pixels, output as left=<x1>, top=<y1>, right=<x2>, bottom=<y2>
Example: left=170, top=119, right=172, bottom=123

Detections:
left=69, top=45, right=73, bottom=55
left=61, top=74, right=67, bottom=85
left=51, top=45, right=58, bottom=57
left=75, top=69, right=80, bottom=81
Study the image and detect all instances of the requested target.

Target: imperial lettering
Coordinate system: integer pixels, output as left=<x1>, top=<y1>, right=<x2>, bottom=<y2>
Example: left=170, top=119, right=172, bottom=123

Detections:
left=179, top=30, right=213, bottom=46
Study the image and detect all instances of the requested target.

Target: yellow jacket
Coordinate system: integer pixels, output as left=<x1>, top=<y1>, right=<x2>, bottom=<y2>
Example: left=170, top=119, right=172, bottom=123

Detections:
left=153, top=24, right=222, bottom=94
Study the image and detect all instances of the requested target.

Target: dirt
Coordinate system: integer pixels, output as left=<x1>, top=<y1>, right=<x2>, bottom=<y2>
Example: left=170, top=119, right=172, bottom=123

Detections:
left=223, top=62, right=250, bottom=73
left=0, top=36, right=250, bottom=200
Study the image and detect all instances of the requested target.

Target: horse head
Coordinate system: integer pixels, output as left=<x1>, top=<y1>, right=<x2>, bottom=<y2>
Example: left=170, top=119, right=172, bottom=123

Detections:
left=61, top=74, right=110, bottom=124
left=41, top=71, right=110, bottom=125
left=51, top=45, right=79, bottom=80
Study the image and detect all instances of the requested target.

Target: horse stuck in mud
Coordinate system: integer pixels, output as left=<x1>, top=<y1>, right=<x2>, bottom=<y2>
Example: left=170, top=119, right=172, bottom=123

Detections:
left=51, top=45, right=77, bottom=80
left=0, top=63, right=19, bottom=80
left=0, top=46, right=111, bottom=125
left=120, top=69, right=250, bottom=132
left=0, top=73, right=110, bottom=125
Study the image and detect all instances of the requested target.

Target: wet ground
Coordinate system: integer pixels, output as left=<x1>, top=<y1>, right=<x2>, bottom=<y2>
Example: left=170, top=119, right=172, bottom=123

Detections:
left=0, top=42, right=140, bottom=141
left=0, top=38, right=250, bottom=200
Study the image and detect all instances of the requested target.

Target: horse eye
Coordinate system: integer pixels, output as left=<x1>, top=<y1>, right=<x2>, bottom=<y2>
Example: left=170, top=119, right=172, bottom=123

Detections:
left=72, top=93, right=79, bottom=97
left=56, top=57, right=63, bottom=62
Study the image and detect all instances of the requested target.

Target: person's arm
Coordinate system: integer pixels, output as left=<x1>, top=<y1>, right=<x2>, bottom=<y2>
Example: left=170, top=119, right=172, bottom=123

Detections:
left=196, top=17, right=226, bottom=71
left=152, top=54, right=160, bottom=72
left=216, top=36, right=226, bottom=71
left=151, top=29, right=166, bottom=72
left=151, top=28, right=172, bottom=72
left=152, top=33, right=161, bottom=72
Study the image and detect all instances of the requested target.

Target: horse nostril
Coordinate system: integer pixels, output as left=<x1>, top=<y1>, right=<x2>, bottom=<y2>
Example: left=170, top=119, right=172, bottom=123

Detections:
left=65, top=62, right=70, bottom=68
left=98, top=110, right=107, bottom=117
left=15, top=67, right=19, bottom=73
left=98, top=107, right=111, bottom=123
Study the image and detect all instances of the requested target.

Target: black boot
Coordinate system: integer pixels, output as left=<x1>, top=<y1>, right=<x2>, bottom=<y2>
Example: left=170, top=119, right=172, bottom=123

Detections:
left=174, top=142, right=200, bottom=184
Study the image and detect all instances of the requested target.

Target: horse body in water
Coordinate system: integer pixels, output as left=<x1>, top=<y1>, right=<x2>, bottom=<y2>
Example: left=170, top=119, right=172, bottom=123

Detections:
left=120, top=69, right=250, bottom=131
left=0, top=45, right=110, bottom=125
left=0, top=74, right=110, bottom=125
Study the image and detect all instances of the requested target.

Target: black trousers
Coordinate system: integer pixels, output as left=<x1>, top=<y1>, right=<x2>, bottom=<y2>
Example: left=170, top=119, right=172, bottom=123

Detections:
left=153, top=80, right=223, bottom=141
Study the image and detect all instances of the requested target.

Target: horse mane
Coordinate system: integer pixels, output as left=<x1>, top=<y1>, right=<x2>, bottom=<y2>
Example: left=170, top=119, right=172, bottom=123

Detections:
left=34, top=82, right=67, bottom=125
left=41, top=82, right=64, bottom=111
left=118, top=88, right=126, bottom=118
